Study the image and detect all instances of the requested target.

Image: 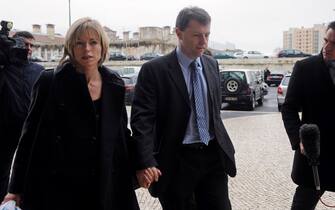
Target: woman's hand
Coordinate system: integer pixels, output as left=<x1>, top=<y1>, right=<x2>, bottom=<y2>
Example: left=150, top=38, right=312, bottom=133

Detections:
left=1, top=193, right=21, bottom=206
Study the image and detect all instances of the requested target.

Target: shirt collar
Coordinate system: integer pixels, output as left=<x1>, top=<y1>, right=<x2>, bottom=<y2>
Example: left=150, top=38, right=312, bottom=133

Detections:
left=176, top=46, right=201, bottom=69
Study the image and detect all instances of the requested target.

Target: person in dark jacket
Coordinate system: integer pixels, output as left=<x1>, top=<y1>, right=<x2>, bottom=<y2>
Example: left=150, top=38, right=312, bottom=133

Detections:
left=281, top=21, right=335, bottom=210
left=2, top=17, right=139, bottom=210
left=131, top=6, right=236, bottom=210
left=0, top=31, right=44, bottom=200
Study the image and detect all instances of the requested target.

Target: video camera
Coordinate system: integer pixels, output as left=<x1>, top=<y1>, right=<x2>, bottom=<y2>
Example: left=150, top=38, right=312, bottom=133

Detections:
left=0, top=20, right=28, bottom=67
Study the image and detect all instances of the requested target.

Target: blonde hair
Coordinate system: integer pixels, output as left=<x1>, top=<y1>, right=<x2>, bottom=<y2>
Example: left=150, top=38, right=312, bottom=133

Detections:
left=59, top=17, right=109, bottom=67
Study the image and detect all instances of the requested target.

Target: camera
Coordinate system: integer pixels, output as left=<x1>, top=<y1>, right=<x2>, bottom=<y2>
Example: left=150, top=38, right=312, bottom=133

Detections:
left=0, top=20, right=28, bottom=66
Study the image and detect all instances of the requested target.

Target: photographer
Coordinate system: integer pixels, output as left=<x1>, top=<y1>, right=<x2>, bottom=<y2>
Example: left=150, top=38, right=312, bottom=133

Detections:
left=0, top=30, right=44, bottom=200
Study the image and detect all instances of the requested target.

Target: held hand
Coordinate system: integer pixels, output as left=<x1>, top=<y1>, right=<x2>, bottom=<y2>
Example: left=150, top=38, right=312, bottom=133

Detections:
left=145, top=167, right=162, bottom=182
left=299, top=142, right=305, bottom=155
left=136, top=167, right=162, bottom=188
left=1, top=193, right=21, bottom=206
left=136, top=169, right=151, bottom=188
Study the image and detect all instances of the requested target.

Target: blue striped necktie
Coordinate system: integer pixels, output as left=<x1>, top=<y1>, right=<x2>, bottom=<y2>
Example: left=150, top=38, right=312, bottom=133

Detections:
left=190, top=60, right=211, bottom=145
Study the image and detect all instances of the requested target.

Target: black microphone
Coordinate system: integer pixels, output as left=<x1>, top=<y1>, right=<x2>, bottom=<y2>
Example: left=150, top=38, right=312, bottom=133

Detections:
left=299, top=124, right=321, bottom=191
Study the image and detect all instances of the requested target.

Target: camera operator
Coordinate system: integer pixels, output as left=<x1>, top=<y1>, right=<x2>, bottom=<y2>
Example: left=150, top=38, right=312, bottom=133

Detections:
left=0, top=31, right=44, bottom=200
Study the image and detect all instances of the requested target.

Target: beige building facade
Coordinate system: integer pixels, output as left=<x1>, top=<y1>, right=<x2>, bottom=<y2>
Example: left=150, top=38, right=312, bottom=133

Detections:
left=11, top=24, right=179, bottom=61
left=283, top=23, right=327, bottom=54
left=109, top=26, right=177, bottom=57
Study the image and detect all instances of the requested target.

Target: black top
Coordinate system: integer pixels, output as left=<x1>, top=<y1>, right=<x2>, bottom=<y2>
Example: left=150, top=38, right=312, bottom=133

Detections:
left=93, top=97, right=102, bottom=169
left=93, top=97, right=102, bottom=142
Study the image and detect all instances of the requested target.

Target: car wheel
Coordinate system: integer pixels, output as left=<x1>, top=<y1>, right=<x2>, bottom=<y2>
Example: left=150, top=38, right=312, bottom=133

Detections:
left=224, top=78, right=241, bottom=94
left=247, top=94, right=256, bottom=111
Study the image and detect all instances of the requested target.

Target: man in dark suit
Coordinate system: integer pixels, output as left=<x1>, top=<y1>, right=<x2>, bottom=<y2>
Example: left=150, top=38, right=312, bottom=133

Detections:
left=282, top=21, right=335, bottom=210
left=131, top=6, right=236, bottom=210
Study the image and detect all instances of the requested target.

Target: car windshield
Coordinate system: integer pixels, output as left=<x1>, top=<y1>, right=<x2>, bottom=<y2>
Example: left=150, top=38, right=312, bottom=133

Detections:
left=222, top=71, right=246, bottom=82
left=281, top=76, right=291, bottom=86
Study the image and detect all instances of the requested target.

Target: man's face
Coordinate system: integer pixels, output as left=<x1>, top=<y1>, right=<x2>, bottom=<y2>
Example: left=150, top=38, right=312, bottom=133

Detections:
left=23, top=38, right=34, bottom=58
left=176, top=20, right=210, bottom=59
left=322, top=28, right=335, bottom=62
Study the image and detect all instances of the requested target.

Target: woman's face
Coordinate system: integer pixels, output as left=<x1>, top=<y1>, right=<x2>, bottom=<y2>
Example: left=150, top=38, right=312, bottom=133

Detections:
left=73, top=30, right=102, bottom=70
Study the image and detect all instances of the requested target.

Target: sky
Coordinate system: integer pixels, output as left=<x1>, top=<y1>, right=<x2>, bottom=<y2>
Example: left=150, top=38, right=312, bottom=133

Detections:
left=1, top=0, right=334, bottom=55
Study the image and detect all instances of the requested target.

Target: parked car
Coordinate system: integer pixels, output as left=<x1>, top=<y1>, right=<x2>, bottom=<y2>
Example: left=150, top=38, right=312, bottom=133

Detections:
left=233, top=52, right=244, bottom=58
left=115, top=66, right=141, bottom=76
left=213, top=52, right=236, bottom=59
left=277, top=73, right=291, bottom=111
left=126, top=55, right=137, bottom=61
left=277, top=49, right=311, bottom=58
left=250, top=69, right=268, bottom=96
left=121, top=73, right=138, bottom=105
left=220, top=69, right=264, bottom=110
left=234, top=51, right=269, bottom=59
left=265, top=73, right=284, bottom=86
left=109, top=52, right=127, bottom=60
left=50, top=54, right=63, bottom=62
left=140, top=52, right=162, bottom=60
left=261, top=81, right=269, bottom=96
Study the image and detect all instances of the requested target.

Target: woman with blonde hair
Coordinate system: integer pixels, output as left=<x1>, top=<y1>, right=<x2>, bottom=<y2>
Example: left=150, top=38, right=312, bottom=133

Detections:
left=2, top=17, right=139, bottom=210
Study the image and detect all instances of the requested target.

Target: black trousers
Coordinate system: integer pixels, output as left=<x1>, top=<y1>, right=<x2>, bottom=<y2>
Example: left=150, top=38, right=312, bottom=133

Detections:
left=0, top=124, right=22, bottom=200
left=291, top=185, right=325, bottom=210
left=158, top=140, right=231, bottom=210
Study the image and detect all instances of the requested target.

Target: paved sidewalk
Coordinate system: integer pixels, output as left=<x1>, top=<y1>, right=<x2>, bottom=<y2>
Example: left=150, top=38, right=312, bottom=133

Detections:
left=134, top=113, right=334, bottom=209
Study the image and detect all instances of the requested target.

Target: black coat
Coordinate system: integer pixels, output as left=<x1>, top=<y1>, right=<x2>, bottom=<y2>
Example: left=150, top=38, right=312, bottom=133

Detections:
left=282, top=54, right=335, bottom=191
left=8, top=63, right=139, bottom=210
left=131, top=50, right=236, bottom=197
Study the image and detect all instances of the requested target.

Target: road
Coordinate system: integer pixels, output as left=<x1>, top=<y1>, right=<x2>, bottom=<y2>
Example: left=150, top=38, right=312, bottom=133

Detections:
left=221, top=86, right=279, bottom=119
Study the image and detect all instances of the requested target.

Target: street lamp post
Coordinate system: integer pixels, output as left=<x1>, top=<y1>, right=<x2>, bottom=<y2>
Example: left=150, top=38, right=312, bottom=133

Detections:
left=68, top=0, right=72, bottom=27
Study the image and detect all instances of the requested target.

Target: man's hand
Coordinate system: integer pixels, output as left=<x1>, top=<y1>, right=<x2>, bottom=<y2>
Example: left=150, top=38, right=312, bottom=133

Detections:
left=1, top=193, right=21, bottom=206
left=136, top=167, right=162, bottom=188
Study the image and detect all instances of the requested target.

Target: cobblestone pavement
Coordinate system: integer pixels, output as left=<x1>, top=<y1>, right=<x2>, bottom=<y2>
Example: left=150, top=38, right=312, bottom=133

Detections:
left=133, top=112, right=334, bottom=210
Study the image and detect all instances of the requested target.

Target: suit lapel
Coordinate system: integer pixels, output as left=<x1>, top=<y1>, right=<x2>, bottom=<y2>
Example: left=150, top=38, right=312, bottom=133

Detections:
left=166, top=50, right=191, bottom=106
left=200, top=55, right=216, bottom=105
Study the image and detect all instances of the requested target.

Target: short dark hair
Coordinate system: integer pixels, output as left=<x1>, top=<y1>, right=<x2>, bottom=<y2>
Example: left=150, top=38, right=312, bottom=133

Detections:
left=13, top=31, right=34, bottom=40
left=176, top=6, right=211, bottom=31
left=327, top=21, right=335, bottom=31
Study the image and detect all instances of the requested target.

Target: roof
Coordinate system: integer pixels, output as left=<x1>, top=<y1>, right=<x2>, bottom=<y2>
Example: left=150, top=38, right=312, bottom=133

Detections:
left=9, top=30, right=65, bottom=46
left=32, top=33, right=65, bottom=46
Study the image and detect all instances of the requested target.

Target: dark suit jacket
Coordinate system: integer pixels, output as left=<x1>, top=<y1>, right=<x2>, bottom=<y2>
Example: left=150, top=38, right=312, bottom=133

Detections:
left=8, top=63, right=139, bottom=210
left=282, top=54, right=335, bottom=191
left=131, top=50, right=236, bottom=197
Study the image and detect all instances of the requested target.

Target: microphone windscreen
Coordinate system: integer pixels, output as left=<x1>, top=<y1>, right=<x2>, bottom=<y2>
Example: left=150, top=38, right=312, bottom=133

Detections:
left=299, top=124, right=320, bottom=164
